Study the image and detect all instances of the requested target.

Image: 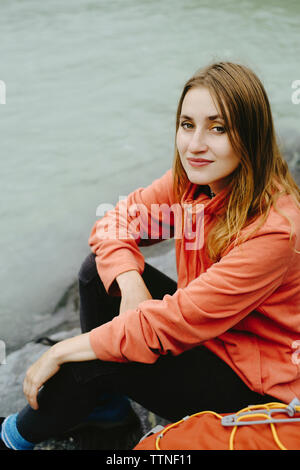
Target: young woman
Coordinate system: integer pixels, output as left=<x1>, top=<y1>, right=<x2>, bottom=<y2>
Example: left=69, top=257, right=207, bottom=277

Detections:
left=1, top=62, right=300, bottom=451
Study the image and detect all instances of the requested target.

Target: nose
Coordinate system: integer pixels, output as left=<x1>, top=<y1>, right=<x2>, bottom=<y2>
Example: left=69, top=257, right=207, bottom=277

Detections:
left=187, top=129, right=208, bottom=154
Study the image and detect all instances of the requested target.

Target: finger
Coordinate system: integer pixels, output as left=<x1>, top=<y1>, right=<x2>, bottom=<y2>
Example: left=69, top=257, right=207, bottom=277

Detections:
left=27, top=384, right=39, bottom=410
left=23, top=376, right=31, bottom=403
left=23, top=375, right=39, bottom=410
left=23, top=377, right=28, bottom=397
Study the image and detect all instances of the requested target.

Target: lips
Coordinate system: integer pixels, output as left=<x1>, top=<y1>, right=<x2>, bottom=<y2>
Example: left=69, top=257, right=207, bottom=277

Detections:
left=187, top=158, right=214, bottom=167
left=187, top=158, right=213, bottom=163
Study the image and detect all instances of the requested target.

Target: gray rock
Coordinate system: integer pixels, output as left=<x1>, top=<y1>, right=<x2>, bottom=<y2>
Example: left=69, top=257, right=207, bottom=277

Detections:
left=0, top=326, right=170, bottom=450
left=0, top=245, right=175, bottom=450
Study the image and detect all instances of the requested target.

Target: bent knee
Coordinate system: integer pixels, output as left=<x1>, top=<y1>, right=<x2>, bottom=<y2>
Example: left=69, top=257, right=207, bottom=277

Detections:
left=78, top=253, right=98, bottom=284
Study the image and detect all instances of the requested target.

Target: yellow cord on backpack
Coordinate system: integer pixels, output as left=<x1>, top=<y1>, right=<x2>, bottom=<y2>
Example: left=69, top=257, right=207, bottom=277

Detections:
left=228, top=412, right=286, bottom=450
left=228, top=402, right=300, bottom=450
left=154, top=401, right=300, bottom=451
left=155, top=410, right=222, bottom=451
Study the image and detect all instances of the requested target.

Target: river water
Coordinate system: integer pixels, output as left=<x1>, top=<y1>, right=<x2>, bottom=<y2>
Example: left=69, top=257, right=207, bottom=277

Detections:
left=1, top=0, right=300, bottom=351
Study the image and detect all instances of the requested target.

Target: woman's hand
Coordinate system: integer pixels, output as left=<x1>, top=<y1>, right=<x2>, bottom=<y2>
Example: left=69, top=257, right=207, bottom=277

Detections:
left=23, top=333, right=97, bottom=410
left=116, top=270, right=152, bottom=315
left=23, top=347, right=60, bottom=410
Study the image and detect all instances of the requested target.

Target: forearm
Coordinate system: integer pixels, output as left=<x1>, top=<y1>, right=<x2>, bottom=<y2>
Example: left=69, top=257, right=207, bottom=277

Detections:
left=51, top=272, right=146, bottom=366
left=116, top=269, right=145, bottom=292
left=51, top=332, right=98, bottom=365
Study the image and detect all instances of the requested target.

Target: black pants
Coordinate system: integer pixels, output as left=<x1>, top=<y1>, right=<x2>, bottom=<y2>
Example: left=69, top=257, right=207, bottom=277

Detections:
left=17, top=253, right=274, bottom=443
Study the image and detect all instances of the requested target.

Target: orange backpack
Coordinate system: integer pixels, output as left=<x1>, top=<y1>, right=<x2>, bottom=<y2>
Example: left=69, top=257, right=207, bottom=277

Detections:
left=134, top=398, right=300, bottom=450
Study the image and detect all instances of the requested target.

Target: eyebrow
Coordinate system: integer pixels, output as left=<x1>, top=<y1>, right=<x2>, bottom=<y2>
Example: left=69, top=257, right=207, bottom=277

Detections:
left=180, top=114, right=224, bottom=121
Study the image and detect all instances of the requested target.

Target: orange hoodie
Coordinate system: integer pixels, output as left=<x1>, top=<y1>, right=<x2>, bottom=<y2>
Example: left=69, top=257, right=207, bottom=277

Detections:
left=88, top=169, right=300, bottom=403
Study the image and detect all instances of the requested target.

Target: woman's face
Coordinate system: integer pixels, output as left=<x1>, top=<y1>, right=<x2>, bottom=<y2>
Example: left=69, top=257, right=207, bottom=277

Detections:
left=176, top=86, right=240, bottom=195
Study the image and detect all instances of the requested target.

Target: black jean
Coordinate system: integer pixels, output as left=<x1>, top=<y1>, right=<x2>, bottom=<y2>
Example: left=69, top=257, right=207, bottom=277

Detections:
left=17, top=253, right=274, bottom=443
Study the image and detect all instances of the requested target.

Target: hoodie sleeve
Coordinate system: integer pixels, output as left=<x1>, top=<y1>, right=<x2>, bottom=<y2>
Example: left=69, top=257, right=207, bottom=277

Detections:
left=89, top=227, right=296, bottom=363
left=88, top=169, right=175, bottom=295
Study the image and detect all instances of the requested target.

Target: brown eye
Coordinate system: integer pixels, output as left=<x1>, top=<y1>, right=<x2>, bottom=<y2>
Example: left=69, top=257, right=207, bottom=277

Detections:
left=180, top=122, right=193, bottom=129
left=212, top=125, right=226, bottom=133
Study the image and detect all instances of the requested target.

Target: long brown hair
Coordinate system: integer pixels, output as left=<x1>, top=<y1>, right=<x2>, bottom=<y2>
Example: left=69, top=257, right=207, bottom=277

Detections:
left=173, top=62, right=300, bottom=262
